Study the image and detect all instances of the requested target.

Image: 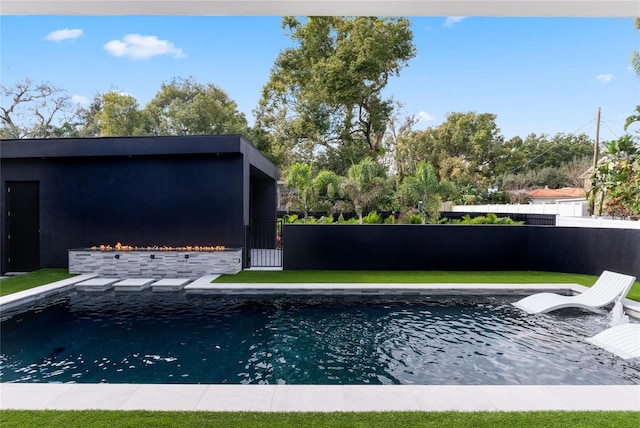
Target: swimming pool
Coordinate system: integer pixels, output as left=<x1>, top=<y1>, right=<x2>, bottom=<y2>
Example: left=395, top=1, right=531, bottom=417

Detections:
left=1, top=291, right=638, bottom=385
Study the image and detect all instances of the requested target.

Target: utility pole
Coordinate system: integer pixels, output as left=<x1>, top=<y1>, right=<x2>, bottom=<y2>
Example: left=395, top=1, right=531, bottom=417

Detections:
left=589, top=107, right=601, bottom=215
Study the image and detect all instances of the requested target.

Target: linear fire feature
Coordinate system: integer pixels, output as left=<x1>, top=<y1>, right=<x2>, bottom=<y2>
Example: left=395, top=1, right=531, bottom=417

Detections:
left=69, top=247, right=242, bottom=278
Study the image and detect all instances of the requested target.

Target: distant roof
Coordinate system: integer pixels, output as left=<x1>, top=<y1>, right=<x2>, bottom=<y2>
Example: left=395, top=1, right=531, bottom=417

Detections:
left=527, top=187, right=586, bottom=198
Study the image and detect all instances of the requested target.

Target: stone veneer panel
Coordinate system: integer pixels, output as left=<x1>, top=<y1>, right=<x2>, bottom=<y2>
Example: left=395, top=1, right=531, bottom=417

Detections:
left=69, top=249, right=242, bottom=278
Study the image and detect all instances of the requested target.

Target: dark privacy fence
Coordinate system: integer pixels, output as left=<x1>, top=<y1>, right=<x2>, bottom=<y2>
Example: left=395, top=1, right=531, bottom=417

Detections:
left=282, top=224, right=640, bottom=278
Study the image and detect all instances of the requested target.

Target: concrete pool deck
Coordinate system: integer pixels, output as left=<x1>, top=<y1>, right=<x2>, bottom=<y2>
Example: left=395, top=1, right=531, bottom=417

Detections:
left=2, top=384, right=640, bottom=411
left=2, top=277, right=640, bottom=412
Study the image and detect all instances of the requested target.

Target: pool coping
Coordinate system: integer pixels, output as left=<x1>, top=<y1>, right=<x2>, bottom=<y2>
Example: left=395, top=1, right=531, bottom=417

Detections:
left=2, top=384, right=639, bottom=411
left=2, top=278, right=640, bottom=412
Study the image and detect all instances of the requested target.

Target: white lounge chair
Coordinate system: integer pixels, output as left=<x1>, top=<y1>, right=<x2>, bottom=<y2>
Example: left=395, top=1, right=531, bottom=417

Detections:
left=512, top=270, right=636, bottom=314
left=586, top=323, right=640, bottom=359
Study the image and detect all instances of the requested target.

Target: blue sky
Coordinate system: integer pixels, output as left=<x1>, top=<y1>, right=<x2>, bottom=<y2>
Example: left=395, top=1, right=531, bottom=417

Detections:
left=1, top=16, right=638, bottom=142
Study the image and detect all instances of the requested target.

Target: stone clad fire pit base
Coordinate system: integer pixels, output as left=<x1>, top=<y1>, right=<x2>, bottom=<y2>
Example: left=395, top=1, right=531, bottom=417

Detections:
left=69, top=248, right=242, bottom=278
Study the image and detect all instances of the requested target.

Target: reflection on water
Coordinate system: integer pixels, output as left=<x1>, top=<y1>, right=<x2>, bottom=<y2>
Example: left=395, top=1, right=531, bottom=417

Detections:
left=1, top=292, right=638, bottom=384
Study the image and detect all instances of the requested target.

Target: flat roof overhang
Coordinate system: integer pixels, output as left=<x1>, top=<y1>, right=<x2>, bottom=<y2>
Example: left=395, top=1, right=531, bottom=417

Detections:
left=1, top=135, right=244, bottom=159
left=1, top=1, right=637, bottom=18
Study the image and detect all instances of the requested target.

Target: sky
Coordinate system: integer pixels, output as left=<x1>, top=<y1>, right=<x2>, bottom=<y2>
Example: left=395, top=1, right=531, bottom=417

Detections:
left=1, top=15, right=639, bottom=142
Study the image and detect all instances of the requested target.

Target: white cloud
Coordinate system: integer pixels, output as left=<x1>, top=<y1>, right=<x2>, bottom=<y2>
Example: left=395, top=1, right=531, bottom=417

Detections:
left=416, top=111, right=434, bottom=123
left=104, top=34, right=186, bottom=60
left=596, top=73, right=613, bottom=83
left=444, top=17, right=466, bottom=27
left=44, top=28, right=83, bottom=42
left=71, top=95, right=89, bottom=105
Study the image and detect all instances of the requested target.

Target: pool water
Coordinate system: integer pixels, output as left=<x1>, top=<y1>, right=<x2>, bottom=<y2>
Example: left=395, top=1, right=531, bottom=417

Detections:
left=1, top=291, right=638, bottom=385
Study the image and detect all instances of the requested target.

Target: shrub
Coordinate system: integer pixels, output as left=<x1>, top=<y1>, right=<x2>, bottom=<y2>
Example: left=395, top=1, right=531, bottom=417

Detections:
left=337, top=213, right=359, bottom=224
left=452, top=213, right=523, bottom=225
left=283, top=214, right=300, bottom=223
left=318, top=215, right=335, bottom=224
left=362, top=211, right=383, bottom=224
left=405, top=214, right=423, bottom=224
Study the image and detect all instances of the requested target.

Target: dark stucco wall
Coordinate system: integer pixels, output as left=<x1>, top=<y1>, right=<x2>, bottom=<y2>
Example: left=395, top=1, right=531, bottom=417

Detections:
left=283, top=224, right=640, bottom=278
left=283, top=225, right=528, bottom=271
left=527, top=227, right=640, bottom=277
left=2, top=154, right=244, bottom=269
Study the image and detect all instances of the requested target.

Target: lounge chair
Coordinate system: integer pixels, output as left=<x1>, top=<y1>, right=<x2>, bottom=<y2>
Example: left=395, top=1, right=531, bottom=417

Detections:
left=586, top=323, right=640, bottom=359
left=512, top=270, right=636, bottom=314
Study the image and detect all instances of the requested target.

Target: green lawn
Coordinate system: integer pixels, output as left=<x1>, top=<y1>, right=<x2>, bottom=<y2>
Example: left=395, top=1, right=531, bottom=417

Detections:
left=0, top=268, right=74, bottom=297
left=215, top=270, right=640, bottom=302
left=2, top=410, right=639, bottom=428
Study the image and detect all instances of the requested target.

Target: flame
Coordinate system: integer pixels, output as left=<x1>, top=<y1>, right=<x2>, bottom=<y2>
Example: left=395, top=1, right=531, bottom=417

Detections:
left=92, top=243, right=225, bottom=251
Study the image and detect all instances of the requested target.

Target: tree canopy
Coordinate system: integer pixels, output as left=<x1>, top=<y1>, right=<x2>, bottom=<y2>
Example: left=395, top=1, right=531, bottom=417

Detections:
left=255, top=16, right=416, bottom=171
left=141, top=77, right=249, bottom=136
left=0, top=78, right=77, bottom=139
left=395, top=112, right=504, bottom=185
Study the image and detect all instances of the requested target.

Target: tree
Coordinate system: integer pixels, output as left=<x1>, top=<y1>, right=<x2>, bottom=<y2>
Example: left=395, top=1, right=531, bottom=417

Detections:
left=380, top=100, right=419, bottom=174
left=141, top=77, right=249, bottom=136
left=75, top=93, right=103, bottom=137
left=0, top=78, right=78, bottom=138
left=501, top=133, right=594, bottom=174
left=625, top=105, right=640, bottom=133
left=588, top=135, right=640, bottom=218
left=396, top=161, right=453, bottom=224
left=284, top=164, right=315, bottom=221
left=631, top=18, right=640, bottom=78
left=626, top=19, right=640, bottom=134
left=340, top=157, right=388, bottom=223
left=255, top=16, right=416, bottom=172
left=395, top=112, right=505, bottom=185
left=312, top=170, right=341, bottom=214
left=284, top=163, right=341, bottom=220
left=94, top=91, right=142, bottom=136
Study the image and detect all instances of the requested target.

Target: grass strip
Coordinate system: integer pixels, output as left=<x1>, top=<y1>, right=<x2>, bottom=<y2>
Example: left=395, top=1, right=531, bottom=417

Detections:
left=215, top=270, right=601, bottom=284
left=1, top=410, right=639, bottom=428
left=215, top=270, right=640, bottom=302
left=0, top=268, right=74, bottom=297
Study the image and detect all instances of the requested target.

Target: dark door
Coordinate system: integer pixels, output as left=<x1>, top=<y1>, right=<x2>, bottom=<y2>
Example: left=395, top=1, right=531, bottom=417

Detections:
left=5, top=181, right=40, bottom=272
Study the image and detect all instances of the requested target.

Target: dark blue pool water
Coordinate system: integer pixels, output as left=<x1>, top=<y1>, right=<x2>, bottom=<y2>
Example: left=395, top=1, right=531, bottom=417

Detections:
left=1, top=291, right=638, bottom=384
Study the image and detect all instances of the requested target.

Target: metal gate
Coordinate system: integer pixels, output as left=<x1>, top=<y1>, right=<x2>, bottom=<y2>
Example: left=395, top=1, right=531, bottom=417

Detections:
left=246, top=219, right=283, bottom=268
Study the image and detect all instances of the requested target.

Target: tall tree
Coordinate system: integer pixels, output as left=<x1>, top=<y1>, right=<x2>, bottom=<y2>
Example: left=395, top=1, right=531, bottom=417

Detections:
left=141, top=77, right=249, bottom=136
left=0, top=78, right=77, bottom=138
left=256, top=16, right=416, bottom=172
left=94, top=91, right=142, bottom=136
